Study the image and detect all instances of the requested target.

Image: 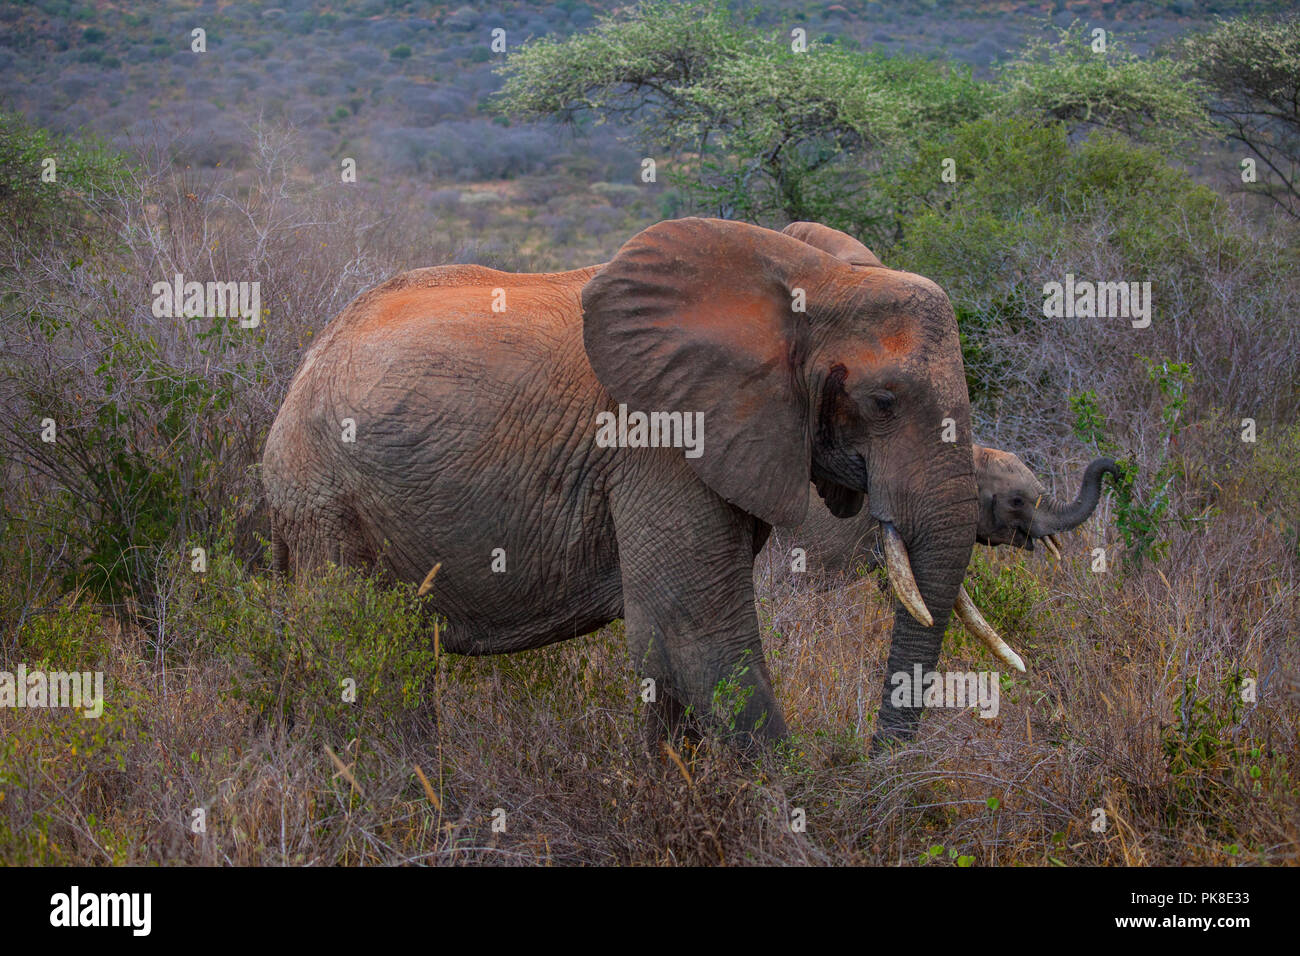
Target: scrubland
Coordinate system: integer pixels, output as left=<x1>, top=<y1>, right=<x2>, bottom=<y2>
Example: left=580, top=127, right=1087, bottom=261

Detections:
left=2, top=2, right=1297, bottom=865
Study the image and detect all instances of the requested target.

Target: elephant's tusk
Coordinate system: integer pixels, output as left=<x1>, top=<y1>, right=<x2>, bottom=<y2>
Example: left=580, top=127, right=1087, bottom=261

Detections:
left=955, top=586, right=1026, bottom=673
left=881, top=523, right=933, bottom=628
left=1042, top=534, right=1062, bottom=561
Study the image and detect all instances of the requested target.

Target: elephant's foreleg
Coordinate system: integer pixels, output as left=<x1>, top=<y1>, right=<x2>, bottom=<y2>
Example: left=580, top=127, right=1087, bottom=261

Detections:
left=612, top=468, right=788, bottom=748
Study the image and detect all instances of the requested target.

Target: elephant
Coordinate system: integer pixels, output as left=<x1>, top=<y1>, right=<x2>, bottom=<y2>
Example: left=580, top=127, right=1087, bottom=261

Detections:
left=262, top=216, right=988, bottom=750
left=769, top=445, right=1119, bottom=671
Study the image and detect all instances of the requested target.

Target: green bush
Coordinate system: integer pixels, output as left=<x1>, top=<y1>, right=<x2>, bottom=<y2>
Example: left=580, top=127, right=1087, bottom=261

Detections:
left=950, top=549, right=1046, bottom=646
left=1159, top=672, right=1288, bottom=847
left=890, top=113, right=1273, bottom=417
left=10, top=601, right=106, bottom=668
left=8, top=314, right=246, bottom=609
left=893, top=117, right=1229, bottom=285
left=171, top=548, right=441, bottom=737
left=0, top=109, right=128, bottom=239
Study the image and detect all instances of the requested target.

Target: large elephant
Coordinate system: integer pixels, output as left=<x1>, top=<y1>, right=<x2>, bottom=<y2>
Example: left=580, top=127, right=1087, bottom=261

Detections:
left=262, top=216, right=982, bottom=748
left=771, top=445, right=1119, bottom=671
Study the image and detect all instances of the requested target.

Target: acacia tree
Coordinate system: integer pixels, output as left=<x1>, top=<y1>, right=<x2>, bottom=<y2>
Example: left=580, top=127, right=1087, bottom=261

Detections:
left=497, top=3, right=1212, bottom=248
left=995, top=21, right=1211, bottom=151
left=496, top=1, right=989, bottom=245
left=1183, top=15, right=1300, bottom=218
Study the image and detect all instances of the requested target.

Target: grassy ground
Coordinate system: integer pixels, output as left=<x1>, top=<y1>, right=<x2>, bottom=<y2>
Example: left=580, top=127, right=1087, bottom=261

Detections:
left=3, top=489, right=1295, bottom=866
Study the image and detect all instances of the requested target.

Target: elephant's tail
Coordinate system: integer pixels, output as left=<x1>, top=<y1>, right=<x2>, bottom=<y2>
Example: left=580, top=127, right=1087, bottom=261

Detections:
left=271, top=522, right=290, bottom=577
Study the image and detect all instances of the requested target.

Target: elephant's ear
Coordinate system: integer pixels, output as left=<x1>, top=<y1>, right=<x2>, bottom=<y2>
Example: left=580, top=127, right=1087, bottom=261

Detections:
left=781, top=221, right=884, bottom=268
left=582, top=218, right=833, bottom=527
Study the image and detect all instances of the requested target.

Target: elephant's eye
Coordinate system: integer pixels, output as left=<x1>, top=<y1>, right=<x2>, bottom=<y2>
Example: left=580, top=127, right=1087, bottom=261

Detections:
left=868, top=390, right=896, bottom=416
left=1010, top=495, right=1025, bottom=509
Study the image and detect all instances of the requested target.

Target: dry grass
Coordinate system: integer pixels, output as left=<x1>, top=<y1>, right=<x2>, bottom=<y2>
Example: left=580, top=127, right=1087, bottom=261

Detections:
left=2, top=488, right=1295, bottom=866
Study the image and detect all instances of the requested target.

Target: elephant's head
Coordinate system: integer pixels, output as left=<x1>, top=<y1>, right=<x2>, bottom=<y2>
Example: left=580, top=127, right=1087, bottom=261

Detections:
left=581, top=217, right=978, bottom=745
left=975, top=446, right=1119, bottom=556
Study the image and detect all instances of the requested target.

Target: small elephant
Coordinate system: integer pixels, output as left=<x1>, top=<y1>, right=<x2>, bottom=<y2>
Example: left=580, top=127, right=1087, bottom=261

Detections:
left=263, top=217, right=992, bottom=748
left=970, top=446, right=1118, bottom=553
left=771, top=445, right=1118, bottom=671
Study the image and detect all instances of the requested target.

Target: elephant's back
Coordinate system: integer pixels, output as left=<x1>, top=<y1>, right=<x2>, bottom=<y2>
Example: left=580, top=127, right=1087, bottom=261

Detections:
left=275, top=263, right=597, bottom=415
left=295, top=263, right=601, bottom=380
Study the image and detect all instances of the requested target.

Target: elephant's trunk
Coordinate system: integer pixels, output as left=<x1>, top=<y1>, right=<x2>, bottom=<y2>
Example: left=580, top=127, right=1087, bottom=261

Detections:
left=1032, top=457, right=1119, bottom=536
left=871, top=477, right=976, bottom=749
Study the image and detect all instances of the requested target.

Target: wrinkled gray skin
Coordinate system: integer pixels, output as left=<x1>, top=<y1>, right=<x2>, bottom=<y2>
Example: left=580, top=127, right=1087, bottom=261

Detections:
left=262, top=217, right=977, bottom=750
left=775, top=446, right=1119, bottom=576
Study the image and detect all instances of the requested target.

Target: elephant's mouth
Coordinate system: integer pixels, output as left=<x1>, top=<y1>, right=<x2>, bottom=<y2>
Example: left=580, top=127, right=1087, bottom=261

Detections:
left=811, top=454, right=869, bottom=519
left=814, top=466, right=938, bottom=629
left=1033, top=531, right=1065, bottom=559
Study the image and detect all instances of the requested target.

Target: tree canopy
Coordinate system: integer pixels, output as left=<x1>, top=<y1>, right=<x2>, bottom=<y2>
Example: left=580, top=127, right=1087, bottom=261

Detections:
left=497, top=1, right=989, bottom=238
left=496, top=2, right=1213, bottom=243
left=1183, top=15, right=1300, bottom=217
